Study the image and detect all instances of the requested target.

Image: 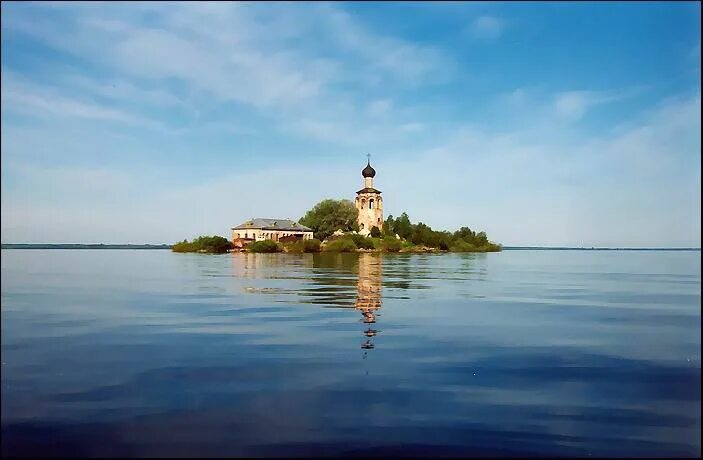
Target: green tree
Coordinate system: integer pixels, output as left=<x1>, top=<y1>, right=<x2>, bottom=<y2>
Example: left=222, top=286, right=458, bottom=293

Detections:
left=383, top=215, right=395, bottom=235
left=370, top=226, right=382, bottom=238
left=323, top=238, right=358, bottom=252
left=248, top=240, right=283, bottom=253
left=172, top=235, right=233, bottom=254
left=393, top=212, right=413, bottom=239
left=381, top=237, right=402, bottom=252
left=299, top=199, right=359, bottom=241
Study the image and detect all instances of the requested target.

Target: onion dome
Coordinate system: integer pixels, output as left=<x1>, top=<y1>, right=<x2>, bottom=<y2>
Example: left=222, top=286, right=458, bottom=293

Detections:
left=362, top=161, right=376, bottom=178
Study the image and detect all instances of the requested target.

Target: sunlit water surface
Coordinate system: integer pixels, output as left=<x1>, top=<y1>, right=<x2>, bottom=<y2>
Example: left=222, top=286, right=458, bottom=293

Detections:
left=1, top=249, right=700, bottom=457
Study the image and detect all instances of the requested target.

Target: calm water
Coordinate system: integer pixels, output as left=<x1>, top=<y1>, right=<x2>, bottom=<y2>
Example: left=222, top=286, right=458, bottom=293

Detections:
left=1, top=249, right=700, bottom=457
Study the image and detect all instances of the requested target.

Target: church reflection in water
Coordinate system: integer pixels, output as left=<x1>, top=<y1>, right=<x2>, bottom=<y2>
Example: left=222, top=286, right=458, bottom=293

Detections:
left=232, top=252, right=384, bottom=355
left=356, top=254, right=382, bottom=353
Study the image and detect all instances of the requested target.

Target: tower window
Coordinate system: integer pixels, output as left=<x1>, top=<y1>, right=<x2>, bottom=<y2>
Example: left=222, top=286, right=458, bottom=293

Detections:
left=369, top=199, right=374, bottom=209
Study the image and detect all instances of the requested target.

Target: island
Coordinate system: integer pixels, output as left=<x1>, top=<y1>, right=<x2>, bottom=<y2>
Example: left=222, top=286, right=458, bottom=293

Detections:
left=173, top=159, right=501, bottom=254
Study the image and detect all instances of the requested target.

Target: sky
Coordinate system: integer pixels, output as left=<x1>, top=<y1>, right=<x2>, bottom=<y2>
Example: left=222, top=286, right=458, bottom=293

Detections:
left=1, top=1, right=700, bottom=247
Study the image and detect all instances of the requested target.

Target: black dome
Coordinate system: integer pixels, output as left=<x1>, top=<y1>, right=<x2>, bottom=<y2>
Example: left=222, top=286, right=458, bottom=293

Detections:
left=362, top=161, right=376, bottom=178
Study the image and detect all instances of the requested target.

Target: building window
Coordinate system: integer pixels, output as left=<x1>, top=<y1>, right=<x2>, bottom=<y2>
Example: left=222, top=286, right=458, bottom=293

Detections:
left=360, top=223, right=364, bottom=229
left=369, top=199, right=374, bottom=209
left=244, top=233, right=248, bottom=239
left=378, top=218, right=381, bottom=223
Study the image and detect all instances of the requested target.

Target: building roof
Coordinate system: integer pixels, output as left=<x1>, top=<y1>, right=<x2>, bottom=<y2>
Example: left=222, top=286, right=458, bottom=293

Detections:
left=362, top=161, right=376, bottom=178
left=356, top=187, right=382, bottom=194
left=232, top=218, right=312, bottom=231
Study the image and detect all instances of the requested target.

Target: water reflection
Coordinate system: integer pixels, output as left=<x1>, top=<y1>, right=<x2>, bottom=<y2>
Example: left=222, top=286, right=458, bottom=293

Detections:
left=356, top=254, right=382, bottom=354
left=232, top=253, right=385, bottom=354
left=1, top=249, right=700, bottom=457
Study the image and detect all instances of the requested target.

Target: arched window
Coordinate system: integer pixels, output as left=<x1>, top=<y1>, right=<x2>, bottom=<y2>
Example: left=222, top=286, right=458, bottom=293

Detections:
left=244, top=233, right=248, bottom=239
left=369, top=199, right=374, bottom=209
left=361, top=199, right=366, bottom=209
left=378, top=218, right=381, bottom=223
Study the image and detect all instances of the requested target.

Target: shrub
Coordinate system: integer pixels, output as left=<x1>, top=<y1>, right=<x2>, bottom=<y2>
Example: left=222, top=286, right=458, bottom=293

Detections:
left=450, top=240, right=477, bottom=252
left=302, top=239, right=321, bottom=252
left=369, top=226, right=382, bottom=238
left=172, top=235, right=233, bottom=253
left=347, top=234, right=375, bottom=249
left=381, top=238, right=402, bottom=252
left=323, top=238, right=358, bottom=252
left=401, top=240, right=416, bottom=251
left=285, top=239, right=321, bottom=253
left=248, top=239, right=283, bottom=253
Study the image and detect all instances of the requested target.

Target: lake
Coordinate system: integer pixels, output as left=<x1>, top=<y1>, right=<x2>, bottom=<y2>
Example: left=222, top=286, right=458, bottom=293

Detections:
left=1, top=249, right=700, bottom=457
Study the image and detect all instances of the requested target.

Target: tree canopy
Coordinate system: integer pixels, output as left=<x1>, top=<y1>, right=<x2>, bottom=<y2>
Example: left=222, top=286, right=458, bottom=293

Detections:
left=172, top=235, right=233, bottom=253
left=382, top=214, right=501, bottom=252
left=299, top=199, right=359, bottom=241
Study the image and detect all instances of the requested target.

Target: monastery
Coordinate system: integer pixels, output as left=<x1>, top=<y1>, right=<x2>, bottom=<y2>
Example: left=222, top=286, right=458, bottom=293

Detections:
left=232, top=158, right=383, bottom=244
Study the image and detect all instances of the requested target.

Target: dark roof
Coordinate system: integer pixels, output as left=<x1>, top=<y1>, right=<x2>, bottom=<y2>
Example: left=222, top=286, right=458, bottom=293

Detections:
left=232, top=218, right=312, bottom=231
left=356, top=187, right=382, bottom=194
left=362, top=161, right=376, bottom=178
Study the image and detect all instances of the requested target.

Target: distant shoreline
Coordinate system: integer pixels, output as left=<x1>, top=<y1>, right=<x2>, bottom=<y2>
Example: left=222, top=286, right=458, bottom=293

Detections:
left=1, top=244, right=171, bottom=250
left=1, top=244, right=700, bottom=251
left=502, top=246, right=701, bottom=251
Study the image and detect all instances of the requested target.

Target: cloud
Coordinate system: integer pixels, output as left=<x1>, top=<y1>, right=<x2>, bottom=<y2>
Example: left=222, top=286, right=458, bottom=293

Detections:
left=467, top=16, right=505, bottom=40
left=399, top=122, right=425, bottom=133
left=553, top=91, right=602, bottom=119
left=552, top=88, right=644, bottom=120
left=378, top=94, right=701, bottom=247
left=1, top=70, right=161, bottom=129
left=1, top=2, right=451, bottom=145
left=366, top=99, right=393, bottom=118
left=2, top=94, right=699, bottom=246
left=1, top=3, right=699, bottom=247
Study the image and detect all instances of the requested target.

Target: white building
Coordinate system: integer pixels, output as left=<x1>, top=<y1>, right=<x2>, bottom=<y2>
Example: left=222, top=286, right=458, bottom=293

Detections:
left=232, top=218, right=313, bottom=243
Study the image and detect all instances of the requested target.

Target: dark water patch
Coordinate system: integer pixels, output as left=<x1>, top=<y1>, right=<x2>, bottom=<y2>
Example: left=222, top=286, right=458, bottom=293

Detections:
left=2, top=250, right=700, bottom=457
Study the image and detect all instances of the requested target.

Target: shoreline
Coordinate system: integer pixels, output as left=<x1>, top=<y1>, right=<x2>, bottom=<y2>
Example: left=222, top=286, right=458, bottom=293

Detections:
left=2, top=245, right=700, bottom=252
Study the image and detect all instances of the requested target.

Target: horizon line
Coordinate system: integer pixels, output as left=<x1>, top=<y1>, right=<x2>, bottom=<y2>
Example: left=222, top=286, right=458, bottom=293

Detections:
left=1, top=243, right=700, bottom=251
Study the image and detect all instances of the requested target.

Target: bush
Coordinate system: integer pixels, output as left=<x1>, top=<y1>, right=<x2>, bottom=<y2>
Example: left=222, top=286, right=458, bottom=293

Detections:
left=285, top=239, right=321, bottom=253
left=323, top=238, right=358, bottom=252
left=369, top=226, right=382, bottom=238
left=172, top=235, right=233, bottom=254
left=302, top=239, right=322, bottom=252
left=401, top=240, right=416, bottom=251
left=448, top=240, right=501, bottom=252
left=449, top=240, right=477, bottom=252
left=347, top=234, right=375, bottom=249
left=381, top=238, right=402, bottom=252
left=248, top=239, right=283, bottom=253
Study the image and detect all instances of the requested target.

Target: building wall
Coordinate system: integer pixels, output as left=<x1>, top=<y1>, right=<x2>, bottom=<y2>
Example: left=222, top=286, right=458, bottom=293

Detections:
left=232, top=229, right=313, bottom=242
left=355, top=192, right=383, bottom=232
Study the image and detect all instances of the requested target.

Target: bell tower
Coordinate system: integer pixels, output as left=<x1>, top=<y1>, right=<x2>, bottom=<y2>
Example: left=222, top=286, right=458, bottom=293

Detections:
left=355, top=155, right=383, bottom=236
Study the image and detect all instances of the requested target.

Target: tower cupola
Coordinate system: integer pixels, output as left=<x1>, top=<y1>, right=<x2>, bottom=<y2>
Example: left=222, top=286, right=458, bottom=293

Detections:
left=362, top=161, right=376, bottom=178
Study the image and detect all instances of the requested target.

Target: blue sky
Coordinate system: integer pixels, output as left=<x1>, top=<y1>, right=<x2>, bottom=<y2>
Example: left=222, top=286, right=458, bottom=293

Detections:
left=1, top=1, right=700, bottom=246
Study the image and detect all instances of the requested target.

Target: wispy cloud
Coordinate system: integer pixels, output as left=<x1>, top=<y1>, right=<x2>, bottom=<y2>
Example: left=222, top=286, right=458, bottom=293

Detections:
left=1, top=72, right=157, bottom=127
left=552, top=87, right=646, bottom=120
left=467, top=16, right=506, bottom=40
left=366, top=99, right=393, bottom=118
left=1, top=2, right=699, bottom=246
